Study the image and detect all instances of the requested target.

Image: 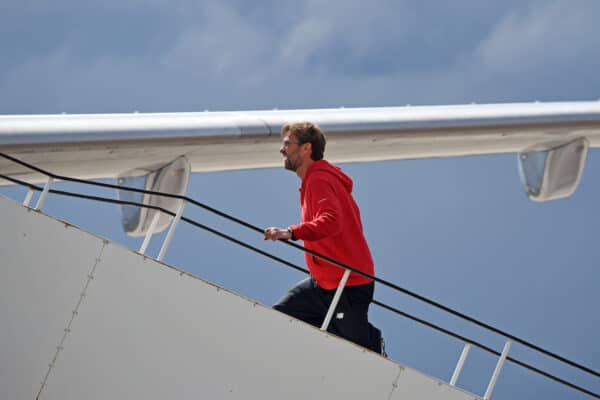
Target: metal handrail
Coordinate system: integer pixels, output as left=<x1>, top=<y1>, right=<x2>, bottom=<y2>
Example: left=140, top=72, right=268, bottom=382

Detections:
left=1, top=152, right=599, bottom=399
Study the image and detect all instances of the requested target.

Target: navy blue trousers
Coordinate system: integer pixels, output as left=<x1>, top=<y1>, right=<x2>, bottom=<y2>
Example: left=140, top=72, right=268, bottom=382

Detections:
left=273, top=277, right=381, bottom=352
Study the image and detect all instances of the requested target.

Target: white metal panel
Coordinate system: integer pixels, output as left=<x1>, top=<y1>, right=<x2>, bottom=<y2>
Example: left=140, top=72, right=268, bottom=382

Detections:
left=0, top=194, right=478, bottom=400
left=1, top=101, right=600, bottom=184
left=39, top=243, right=401, bottom=399
left=390, top=367, right=478, bottom=400
left=1, top=102, right=600, bottom=140
left=0, top=196, right=106, bottom=400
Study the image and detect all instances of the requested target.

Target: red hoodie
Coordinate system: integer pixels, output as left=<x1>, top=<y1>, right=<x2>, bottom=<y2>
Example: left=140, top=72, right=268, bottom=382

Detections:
left=289, top=160, right=374, bottom=290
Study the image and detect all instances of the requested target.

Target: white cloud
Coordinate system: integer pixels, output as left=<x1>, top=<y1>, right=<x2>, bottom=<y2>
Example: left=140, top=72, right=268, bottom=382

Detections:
left=275, top=17, right=334, bottom=74
left=160, top=3, right=272, bottom=83
left=477, top=1, right=600, bottom=73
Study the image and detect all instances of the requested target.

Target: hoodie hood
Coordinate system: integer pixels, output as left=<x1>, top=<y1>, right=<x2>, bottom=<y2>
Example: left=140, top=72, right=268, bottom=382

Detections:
left=302, top=160, right=353, bottom=193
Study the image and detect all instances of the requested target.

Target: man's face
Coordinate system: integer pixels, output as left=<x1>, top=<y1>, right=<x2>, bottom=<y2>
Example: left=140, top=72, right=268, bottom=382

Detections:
left=280, top=133, right=303, bottom=172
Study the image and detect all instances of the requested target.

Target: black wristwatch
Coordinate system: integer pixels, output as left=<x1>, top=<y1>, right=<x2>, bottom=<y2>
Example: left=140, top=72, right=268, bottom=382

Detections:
left=286, top=227, right=296, bottom=241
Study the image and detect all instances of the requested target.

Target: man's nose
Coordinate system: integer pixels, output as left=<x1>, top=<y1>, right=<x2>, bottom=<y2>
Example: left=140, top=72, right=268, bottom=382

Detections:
left=280, top=146, right=286, bottom=155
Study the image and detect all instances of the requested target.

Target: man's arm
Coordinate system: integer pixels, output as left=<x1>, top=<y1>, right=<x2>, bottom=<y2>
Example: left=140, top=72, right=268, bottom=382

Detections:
left=264, top=177, right=343, bottom=242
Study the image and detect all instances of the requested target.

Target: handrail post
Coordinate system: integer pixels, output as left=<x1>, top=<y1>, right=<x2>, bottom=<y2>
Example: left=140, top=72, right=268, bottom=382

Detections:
left=484, top=339, right=512, bottom=400
left=34, top=177, right=53, bottom=210
left=320, top=269, right=351, bottom=331
left=23, top=188, right=35, bottom=207
left=450, top=342, right=471, bottom=386
left=139, top=211, right=160, bottom=255
left=157, top=201, right=186, bottom=262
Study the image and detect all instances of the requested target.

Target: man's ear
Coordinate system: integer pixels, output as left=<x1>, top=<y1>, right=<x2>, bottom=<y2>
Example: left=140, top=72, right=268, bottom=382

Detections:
left=302, top=142, right=313, bottom=158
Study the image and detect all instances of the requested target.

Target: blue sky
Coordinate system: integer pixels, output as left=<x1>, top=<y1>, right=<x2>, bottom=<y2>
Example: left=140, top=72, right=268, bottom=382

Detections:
left=1, top=1, right=600, bottom=399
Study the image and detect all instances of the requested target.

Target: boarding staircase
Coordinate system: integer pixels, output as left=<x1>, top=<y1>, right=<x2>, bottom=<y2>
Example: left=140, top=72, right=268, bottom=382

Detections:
left=1, top=153, right=599, bottom=400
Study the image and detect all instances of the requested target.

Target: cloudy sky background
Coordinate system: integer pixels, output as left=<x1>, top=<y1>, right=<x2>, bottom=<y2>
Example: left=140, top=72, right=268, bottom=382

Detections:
left=2, top=0, right=600, bottom=113
left=1, top=1, right=600, bottom=399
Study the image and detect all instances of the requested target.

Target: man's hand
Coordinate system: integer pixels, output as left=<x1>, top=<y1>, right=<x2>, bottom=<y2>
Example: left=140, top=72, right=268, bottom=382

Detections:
left=264, top=227, right=292, bottom=241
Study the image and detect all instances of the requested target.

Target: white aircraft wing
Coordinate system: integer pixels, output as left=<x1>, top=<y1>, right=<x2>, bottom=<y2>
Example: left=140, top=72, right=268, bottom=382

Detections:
left=1, top=101, right=599, bottom=184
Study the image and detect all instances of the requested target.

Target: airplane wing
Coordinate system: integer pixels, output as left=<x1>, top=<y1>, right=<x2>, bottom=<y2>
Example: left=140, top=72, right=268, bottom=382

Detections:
left=1, top=101, right=599, bottom=184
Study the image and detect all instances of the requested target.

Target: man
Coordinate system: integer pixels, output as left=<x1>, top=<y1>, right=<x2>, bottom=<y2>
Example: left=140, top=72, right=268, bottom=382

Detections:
left=264, top=121, right=385, bottom=355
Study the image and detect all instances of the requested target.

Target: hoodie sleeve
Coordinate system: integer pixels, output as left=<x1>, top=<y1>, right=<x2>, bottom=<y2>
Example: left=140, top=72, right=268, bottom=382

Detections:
left=290, top=177, right=343, bottom=241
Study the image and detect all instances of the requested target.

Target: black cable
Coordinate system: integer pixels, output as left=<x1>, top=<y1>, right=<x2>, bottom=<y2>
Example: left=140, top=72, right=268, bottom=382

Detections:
left=2, top=151, right=600, bottom=381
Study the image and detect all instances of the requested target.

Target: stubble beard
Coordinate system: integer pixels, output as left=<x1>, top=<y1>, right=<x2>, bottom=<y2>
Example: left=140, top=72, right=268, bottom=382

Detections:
left=284, top=152, right=301, bottom=172
left=284, top=158, right=297, bottom=171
